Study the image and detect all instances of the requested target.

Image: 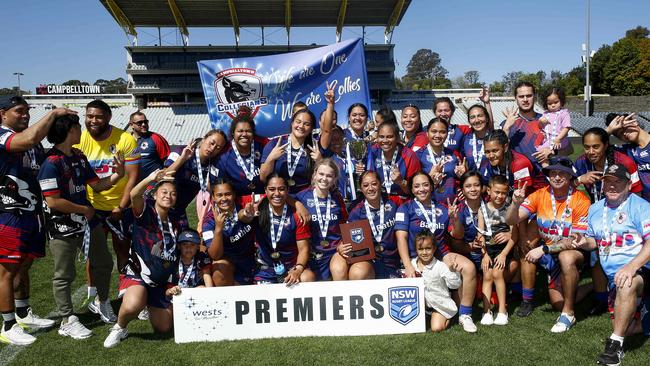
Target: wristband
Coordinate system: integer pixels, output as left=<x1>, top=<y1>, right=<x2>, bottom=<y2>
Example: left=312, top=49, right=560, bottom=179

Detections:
left=294, top=263, right=305, bottom=270
left=542, top=245, right=550, bottom=255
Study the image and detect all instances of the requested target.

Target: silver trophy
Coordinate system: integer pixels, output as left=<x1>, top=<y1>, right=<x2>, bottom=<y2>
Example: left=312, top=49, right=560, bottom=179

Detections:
left=349, top=139, right=368, bottom=196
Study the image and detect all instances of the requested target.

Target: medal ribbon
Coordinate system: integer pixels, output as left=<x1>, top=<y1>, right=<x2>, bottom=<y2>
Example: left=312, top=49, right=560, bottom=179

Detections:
left=364, top=199, right=385, bottom=243
left=156, top=211, right=176, bottom=260
left=194, top=147, right=209, bottom=193
left=312, top=190, right=332, bottom=241
left=381, top=148, right=398, bottom=192
left=601, top=196, right=630, bottom=251
left=549, top=186, right=574, bottom=241
left=286, top=136, right=304, bottom=179
left=471, top=133, right=484, bottom=168
left=415, top=199, right=437, bottom=232
left=468, top=201, right=493, bottom=237
left=178, top=260, right=196, bottom=288
left=345, top=142, right=356, bottom=200
left=231, top=140, right=256, bottom=183
left=590, top=160, right=609, bottom=202
left=269, top=204, right=288, bottom=252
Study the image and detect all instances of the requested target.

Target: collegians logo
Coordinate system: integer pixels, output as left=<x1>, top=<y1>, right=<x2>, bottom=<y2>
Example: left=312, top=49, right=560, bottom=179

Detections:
left=388, top=286, right=419, bottom=325
left=214, top=68, right=269, bottom=118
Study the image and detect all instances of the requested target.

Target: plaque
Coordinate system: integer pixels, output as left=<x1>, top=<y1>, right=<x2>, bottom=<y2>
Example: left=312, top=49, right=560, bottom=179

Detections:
left=339, top=219, right=376, bottom=264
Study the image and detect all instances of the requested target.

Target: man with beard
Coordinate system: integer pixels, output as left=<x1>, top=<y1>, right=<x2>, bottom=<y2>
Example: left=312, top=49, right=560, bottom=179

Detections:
left=0, top=96, right=74, bottom=344
left=129, top=111, right=170, bottom=182
left=74, top=99, right=140, bottom=323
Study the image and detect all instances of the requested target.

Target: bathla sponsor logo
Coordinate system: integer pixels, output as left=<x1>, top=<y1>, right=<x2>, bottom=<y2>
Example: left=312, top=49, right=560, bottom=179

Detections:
left=214, top=68, right=268, bottom=118
left=388, top=286, right=419, bottom=325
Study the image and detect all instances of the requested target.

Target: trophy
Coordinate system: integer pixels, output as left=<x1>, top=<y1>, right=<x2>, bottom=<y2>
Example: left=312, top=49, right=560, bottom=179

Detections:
left=348, top=139, right=368, bottom=198
left=340, top=219, right=376, bottom=264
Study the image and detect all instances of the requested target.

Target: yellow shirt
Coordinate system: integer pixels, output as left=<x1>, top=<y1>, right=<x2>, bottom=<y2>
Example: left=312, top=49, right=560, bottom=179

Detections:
left=74, top=126, right=140, bottom=211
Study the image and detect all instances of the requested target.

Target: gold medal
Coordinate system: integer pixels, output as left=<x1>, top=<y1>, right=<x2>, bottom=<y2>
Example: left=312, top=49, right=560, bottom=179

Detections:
left=320, top=240, right=330, bottom=248
left=287, top=178, right=296, bottom=187
left=271, top=251, right=280, bottom=260
left=375, top=245, right=384, bottom=253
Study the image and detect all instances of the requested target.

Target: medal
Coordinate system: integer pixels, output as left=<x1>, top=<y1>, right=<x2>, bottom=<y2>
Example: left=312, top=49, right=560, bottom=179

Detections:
left=312, top=190, right=333, bottom=247
left=381, top=148, right=398, bottom=193
left=163, top=261, right=170, bottom=268
left=320, top=240, right=330, bottom=248
left=364, top=199, right=385, bottom=244
left=286, top=136, right=304, bottom=185
left=271, top=251, right=280, bottom=260
left=269, top=204, right=288, bottom=262
left=375, top=245, right=384, bottom=253
left=231, top=140, right=257, bottom=191
left=436, top=185, right=445, bottom=194
left=617, top=212, right=625, bottom=224
left=287, top=178, right=296, bottom=187
left=194, top=147, right=210, bottom=194
left=248, top=182, right=256, bottom=190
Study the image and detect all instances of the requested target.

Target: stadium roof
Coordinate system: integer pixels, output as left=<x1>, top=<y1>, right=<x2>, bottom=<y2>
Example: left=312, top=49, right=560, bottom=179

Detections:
left=100, top=0, right=411, bottom=44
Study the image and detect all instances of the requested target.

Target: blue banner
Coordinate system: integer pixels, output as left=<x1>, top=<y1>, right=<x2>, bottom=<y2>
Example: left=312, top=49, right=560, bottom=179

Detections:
left=198, top=38, right=371, bottom=138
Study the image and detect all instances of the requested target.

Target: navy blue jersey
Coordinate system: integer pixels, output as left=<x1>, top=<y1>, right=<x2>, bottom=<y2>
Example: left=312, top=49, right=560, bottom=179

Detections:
left=461, top=132, right=489, bottom=172
left=394, top=199, right=450, bottom=259
left=170, top=251, right=212, bottom=288
left=164, top=147, right=219, bottom=212
left=135, top=132, right=170, bottom=182
left=444, top=124, right=471, bottom=153
left=261, top=136, right=312, bottom=194
left=296, top=188, right=348, bottom=253
left=216, top=141, right=265, bottom=196
left=255, top=205, right=310, bottom=268
left=416, top=146, right=459, bottom=204
left=201, top=206, right=255, bottom=259
left=348, top=199, right=399, bottom=267
left=366, top=145, right=421, bottom=196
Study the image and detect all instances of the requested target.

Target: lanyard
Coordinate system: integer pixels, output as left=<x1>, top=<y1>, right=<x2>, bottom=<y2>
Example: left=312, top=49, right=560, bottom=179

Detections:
left=364, top=199, right=385, bottom=243
left=312, top=190, right=332, bottom=240
left=468, top=201, right=493, bottom=237
left=589, top=160, right=609, bottom=202
left=194, top=148, right=209, bottom=193
left=601, top=196, right=629, bottom=248
left=444, top=125, right=454, bottom=148
left=178, top=260, right=196, bottom=288
left=286, top=136, right=304, bottom=179
left=471, top=133, right=484, bottom=168
left=549, top=187, right=574, bottom=241
left=231, top=140, right=256, bottom=182
left=348, top=127, right=364, bottom=141
left=345, top=142, right=356, bottom=200
left=156, top=211, right=176, bottom=260
left=269, top=204, right=288, bottom=252
left=426, top=144, right=443, bottom=166
left=415, top=199, right=437, bottom=232
left=381, top=148, right=398, bottom=192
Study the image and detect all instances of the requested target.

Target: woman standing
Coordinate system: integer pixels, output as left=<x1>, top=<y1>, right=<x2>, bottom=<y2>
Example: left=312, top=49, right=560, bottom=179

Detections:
left=461, top=104, right=492, bottom=172
left=400, top=104, right=428, bottom=152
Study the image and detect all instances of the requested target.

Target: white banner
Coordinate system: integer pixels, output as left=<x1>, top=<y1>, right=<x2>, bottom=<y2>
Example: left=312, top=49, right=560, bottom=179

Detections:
left=173, top=278, right=425, bottom=343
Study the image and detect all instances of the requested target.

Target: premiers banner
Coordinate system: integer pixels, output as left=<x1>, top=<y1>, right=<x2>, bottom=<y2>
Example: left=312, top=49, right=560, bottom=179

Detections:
left=197, top=38, right=371, bottom=138
left=173, top=278, right=425, bottom=343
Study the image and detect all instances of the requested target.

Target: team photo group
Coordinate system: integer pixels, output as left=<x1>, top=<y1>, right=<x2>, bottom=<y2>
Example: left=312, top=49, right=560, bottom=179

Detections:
left=1, top=80, right=649, bottom=366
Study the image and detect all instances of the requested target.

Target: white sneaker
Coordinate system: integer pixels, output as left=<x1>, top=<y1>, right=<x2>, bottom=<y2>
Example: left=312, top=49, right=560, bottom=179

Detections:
left=480, top=311, right=494, bottom=325
left=138, top=308, right=149, bottom=321
left=0, top=323, right=36, bottom=345
left=459, top=314, right=478, bottom=333
left=87, top=296, right=99, bottom=314
left=58, top=315, right=92, bottom=340
left=98, top=299, right=117, bottom=324
left=16, top=308, right=56, bottom=330
left=494, top=312, right=509, bottom=325
left=103, top=324, right=127, bottom=348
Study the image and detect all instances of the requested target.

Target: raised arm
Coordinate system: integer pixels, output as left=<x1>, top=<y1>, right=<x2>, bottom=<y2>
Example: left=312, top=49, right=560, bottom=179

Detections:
left=7, top=108, right=77, bottom=152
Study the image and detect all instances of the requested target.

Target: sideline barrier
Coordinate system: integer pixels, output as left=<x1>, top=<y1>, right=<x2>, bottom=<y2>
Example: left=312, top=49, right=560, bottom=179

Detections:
left=173, top=278, right=425, bottom=343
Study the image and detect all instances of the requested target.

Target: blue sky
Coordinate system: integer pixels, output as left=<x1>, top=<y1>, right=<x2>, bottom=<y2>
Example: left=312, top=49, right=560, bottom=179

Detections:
left=1, top=0, right=648, bottom=92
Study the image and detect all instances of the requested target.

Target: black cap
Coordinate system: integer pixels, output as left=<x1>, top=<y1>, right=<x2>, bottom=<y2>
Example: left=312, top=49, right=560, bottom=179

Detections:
left=542, top=156, right=578, bottom=178
left=602, top=163, right=631, bottom=181
left=0, top=96, right=28, bottom=111
left=178, top=229, right=201, bottom=245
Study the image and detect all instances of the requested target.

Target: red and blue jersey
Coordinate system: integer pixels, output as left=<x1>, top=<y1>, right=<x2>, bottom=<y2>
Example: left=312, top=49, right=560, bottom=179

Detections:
left=482, top=151, right=535, bottom=191
left=586, top=194, right=650, bottom=281
left=164, top=147, right=219, bottom=212
left=458, top=202, right=479, bottom=243
left=445, top=124, right=472, bottom=153
left=343, top=128, right=368, bottom=142
left=404, top=131, right=428, bottom=152
left=348, top=199, right=399, bottom=268
left=619, top=143, right=650, bottom=202
left=575, top=151, right=642, bottom=202
left=201, top=206, right=255, bottom=259
left=135, top=132, right=170, bottom=182
left=394, top=199, right=451, bottom=259
left=506, top=114, right=549, bottom=188
left=416, top=146, right=459, bottom=204
left=366, top=145, right=421, bottom=196
left=261, top=135, right=312, bottom=194
left=169, top=252, right=212, bottom=288
left=216, top=140, right=265, bottom=196
left=255, top=205, right=310, bottom=268
left=461, top=132, right=488, bottom=172
left=38, top=148, right=100, bottom=238
left=296, top=188, right=347, bottom=253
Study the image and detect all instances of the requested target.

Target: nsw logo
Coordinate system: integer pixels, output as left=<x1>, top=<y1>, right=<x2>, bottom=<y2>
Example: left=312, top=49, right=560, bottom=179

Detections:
left=214, top=68, right=269, bottom=118
left=388, top=286, right=419, bottom=325
left=350, top=228, right=364, bottom=244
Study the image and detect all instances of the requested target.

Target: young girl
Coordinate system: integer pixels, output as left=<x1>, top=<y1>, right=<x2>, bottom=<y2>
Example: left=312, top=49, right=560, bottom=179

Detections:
left=538, top=87, right=571, bottom=152
left=167, top=229, right=213, bottom=294
left=411, top=229, right=461, bottom=333
left=478, top=175, right=517, bottom=326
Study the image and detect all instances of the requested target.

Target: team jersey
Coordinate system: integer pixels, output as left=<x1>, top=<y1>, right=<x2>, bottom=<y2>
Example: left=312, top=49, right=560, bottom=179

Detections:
left=416, top=146, right=459, bottom=204
left=201, top=205, right=255, bottom=259
left=458, top=202, right=480, bottom=243
left=348, top=199, right=399, bottom=267
left=0, top=126, right=45, bottom=214
left=574, top=151, right=642, bottom=202
left=38, top=148, right=100, bottom=238
left=255, top=204, right=310, bottom=268
left=444, top=124, right=472, bottom=153
left=404, top=131, right=428, bottom=152
left=169, top=252, right=212, bottom=288
left=74, top=127, right=140, bottom=211
left=216, top=140, right=265, bottom=196
left=395, top=199, right=450, bottom=259
left=296, top=188, right=348, bottom=253
left=261, top=135, right=313, bottom=194
left=482, top=151, right=535, bottom=192
left=366, top=145, right=421, bottom=196
left=586, top=194, right=650, bottom=280
left=506, top=114, right=548, bottom=188
left=619, top=143, right=650, bottom=201
left=461, top=132, right=489, bottom=172
left=135, top=132, right=170, bottom=182
left=126, top=200, right=188, bottom=287
left=321, top=141, right=364, bottom=201
left=343, top=127, right=368, bottom=142
left=521, top=186, right=590, bottom=246
left=164, top=147, right=219, bottom=212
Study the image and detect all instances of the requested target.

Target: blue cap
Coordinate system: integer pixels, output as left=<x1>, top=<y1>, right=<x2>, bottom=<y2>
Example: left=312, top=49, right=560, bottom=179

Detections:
left=178, top=230, right=201, bottom=245
left=0, top=96, right=28, bottom=111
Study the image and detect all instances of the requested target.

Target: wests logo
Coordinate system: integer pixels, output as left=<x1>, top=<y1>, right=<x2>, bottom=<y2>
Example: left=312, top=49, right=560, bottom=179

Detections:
left=214, top=68, right=268, bottom=118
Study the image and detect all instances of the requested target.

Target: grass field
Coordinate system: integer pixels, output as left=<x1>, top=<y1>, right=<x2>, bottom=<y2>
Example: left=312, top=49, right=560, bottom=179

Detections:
left=1, top=144, right=649, bottom=365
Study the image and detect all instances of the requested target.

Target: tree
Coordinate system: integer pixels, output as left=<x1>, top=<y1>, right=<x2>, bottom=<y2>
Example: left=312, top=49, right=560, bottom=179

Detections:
left=62, top=80, right=89, bottom=86
left=488, top=81, right=505, bottom=94
left=463, top=71, right=482, bottom=88
left=625, top=26, right=649, bottom=39
left=501, top=71, right=524, bottom=94
left=451, top=76, right=468, bottom=89
left=402, top=49, right=448, bottom=89
left=0, top=87, right=29, bottom=96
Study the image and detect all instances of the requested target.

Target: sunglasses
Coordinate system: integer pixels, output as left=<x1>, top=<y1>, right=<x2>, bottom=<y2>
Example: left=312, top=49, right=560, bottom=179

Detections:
left=132, top=119, right=149, bottom=126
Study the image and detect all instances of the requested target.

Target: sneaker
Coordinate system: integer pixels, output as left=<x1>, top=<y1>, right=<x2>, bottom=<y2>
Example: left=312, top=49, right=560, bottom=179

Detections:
left=86, top=295, right=98, bottom=314
left=458, top=314, right=477, bottom=333
left=551, top=314, right=576, bottom=333
left=58, top=315, right=92, bottom=340
left=103, top=324, right=128, bottom=348
left=480, top=311, right=494, bottom=325
left=597, top=338, right=624, bottom=366
left=0, top=323, right=36, bottom=345
left=494, top=312, right=509, bottom=325
left=98, top=299, right=117, bottom=324
left=516, top=301, right=534, bottom=317
left=138, top=308, right=149, bottom=321
left=16, top=308, right=56, bottom=330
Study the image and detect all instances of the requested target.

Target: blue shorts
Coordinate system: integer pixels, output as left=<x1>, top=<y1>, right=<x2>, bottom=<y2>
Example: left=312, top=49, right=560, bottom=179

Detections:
left=95, top=209, right=130, bottom=241
left=309, top=251, right=335, bottom=281
left=229, top=255, right=255, bottom=285
left=538, top=253, right=562, bottom=290
left=118, top=274, right=171, bottom=309
left=254, top=266, right=284, bottom=284
left=373, top=260, right=400, bottom=279
left=0, top=212, right=45, bottom=263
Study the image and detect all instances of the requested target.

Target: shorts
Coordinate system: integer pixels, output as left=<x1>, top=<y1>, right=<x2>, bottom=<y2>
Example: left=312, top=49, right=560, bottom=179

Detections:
left=607, top=267, right=650, bottom=313
left=0, top=212, right=46, bottom=263
left=118, top=274, right=171, bottom=309
left=309, top=251, right=335, bottom=281
left=486, top=244, right=513, bottom=268
left=254, top=264, right=290, bottom=284
left=373, top=260, right=400, bottom=279
left=538, top=253, right=562, bottom=291
left=95, top=209, right=131, bottom=241
left=228, top=255, right=256, bottom=285
left=467, top=249, right=482, bottom=270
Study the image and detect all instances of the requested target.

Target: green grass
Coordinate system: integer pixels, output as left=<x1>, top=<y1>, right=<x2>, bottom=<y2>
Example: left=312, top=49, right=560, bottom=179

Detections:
left=3, top=146, right=650, bottom=365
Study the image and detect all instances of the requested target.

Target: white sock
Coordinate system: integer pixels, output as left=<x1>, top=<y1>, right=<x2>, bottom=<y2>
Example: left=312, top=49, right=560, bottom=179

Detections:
left=610, top=333, right=624, bottom=345
left=14, top=298, right=29, bottom=308
left=87, top=287, right=97, bottom=298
